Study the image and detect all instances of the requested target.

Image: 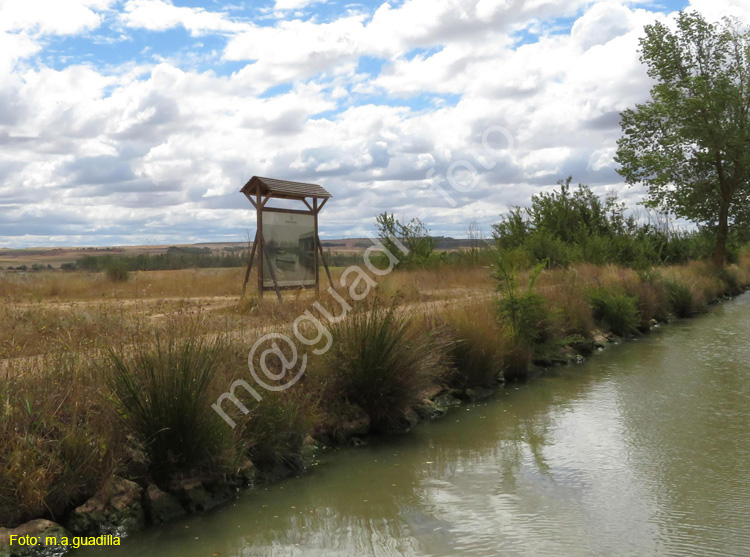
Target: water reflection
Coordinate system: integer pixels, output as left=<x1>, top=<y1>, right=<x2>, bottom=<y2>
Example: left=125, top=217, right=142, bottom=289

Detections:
left=74, top=294, right=750, bottom=556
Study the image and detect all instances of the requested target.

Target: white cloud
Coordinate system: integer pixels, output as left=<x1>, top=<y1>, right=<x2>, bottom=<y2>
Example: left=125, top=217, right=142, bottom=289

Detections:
left=224, top=0, right=592, bottom=86
left=0, top=31, right=39, bottom=74
left=120, top=0, right=249, bottom=36
left=687, top=0, right=750, bottom=23
left=224, top=15, right=367, bottom=87
left=273, top=0, right=325, bottom=10
left=0, top=0, right=112, bottom=35
left=571, top=2, right=635, bottom=50
left=373, top=44, right=482, bottom=97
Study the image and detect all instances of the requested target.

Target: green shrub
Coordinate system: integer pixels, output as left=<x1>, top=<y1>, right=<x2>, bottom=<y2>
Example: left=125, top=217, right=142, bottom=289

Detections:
left=489, top=177, right=734, bottom=269
left=108, top=333, right=237, bottom=480
left=495, top=246, right=532, bottom=270
left=375, top=213, right=434, bottom=268
left=105, top=260, right=129, bottom=283
left=588, top=286, right=640, bottom=336
left=664, top=279, right=693, bottom=318
left=496, top=290, right=549, bottom=345
left=494, top=259, right=552, bottom=381
left=524, top=231, right=577, bottom=268
left=323, top=305, right=450, bottom=432
left=494, top=260, right=551, bottom=347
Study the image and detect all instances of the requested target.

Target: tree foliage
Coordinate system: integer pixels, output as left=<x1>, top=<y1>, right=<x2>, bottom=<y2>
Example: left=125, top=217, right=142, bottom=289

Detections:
left=615, top=12, right=750, bottom=266
left=491, top=177, right=726, bottom=267
left=375, top=212, right=434, bottom=266
left=493, top=177, right=629, bottom=246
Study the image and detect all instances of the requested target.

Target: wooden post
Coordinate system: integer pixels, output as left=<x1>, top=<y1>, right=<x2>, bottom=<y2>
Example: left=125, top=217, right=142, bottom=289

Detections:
left=241, top=230, right=259, bottom=295
left=257, top=187, right=263, bottom=299
left=313, top=197, right=320, bottom=295
left=260, top=232, right=283, bottom=302
left=317, top=233, right=334, bottom=290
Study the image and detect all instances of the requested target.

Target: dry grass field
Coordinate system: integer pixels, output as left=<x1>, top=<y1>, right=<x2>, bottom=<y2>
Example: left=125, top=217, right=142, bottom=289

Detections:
left=1, top=251, right=749, bottom=531
left=0, top=239, right=373, bottom=270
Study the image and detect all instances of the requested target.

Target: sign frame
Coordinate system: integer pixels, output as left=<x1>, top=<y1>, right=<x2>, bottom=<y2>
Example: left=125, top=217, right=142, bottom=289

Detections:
left=240, top=177, right=333, bottom=301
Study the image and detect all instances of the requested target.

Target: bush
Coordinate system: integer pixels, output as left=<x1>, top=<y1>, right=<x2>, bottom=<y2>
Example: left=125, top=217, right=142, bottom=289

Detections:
left=664, top=279, right=694, bottom=318
left=588, top=286, right=640, bottom=336
left=495, top=246, right=532, bottom=270
left=105, top=260, right=129, bottom=283
left=322, top=304, right=450, bottom=432
left=496, top=290, right=549, bottom=345
left=494, top=261, right=551, bottom=348
left=524, top=231, right=577, bottom=268
left=375, top=213, right=434, bottom=268
left=108, top=333, right=237, bottom=480
left=490, top=177, right=734, bottom=269
left=494, top=259, right=552, bottom=381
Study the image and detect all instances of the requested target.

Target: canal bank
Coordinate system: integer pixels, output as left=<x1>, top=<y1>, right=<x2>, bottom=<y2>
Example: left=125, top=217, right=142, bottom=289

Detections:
left=65, top=292, right=750, bottom=557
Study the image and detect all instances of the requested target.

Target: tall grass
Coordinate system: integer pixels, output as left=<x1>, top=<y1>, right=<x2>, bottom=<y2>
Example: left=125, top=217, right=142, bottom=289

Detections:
left=238, top=392, right=314, bottom=472
left=322, top=304, right=451, bottom=432
left=439, top=302, right=505, bottom=389
left=664, top=279, right=694, bottom=318
left=659, top=261, right=726, bottom=311
left=536, top=269, right=596, bottom=338
left=0, top=353, right=119, bottom=527
left=631, top=277, right=670, bottom=326
left=108, top=332, right=238, bottom=481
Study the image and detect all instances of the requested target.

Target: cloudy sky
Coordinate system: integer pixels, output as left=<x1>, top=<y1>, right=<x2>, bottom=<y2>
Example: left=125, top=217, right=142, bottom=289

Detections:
left=1, top=0, right=748, bottom=247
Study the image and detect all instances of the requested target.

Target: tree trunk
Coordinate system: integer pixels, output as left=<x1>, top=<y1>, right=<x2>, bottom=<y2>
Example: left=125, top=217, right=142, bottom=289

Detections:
left=712, top=199, right=730, bottom=268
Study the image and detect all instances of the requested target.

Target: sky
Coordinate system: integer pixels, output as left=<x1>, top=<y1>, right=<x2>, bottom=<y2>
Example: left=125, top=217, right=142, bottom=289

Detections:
left=1, top=0, right=749, bottom=247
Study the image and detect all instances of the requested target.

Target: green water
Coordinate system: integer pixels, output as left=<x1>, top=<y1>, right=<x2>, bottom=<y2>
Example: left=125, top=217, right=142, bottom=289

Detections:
left=74, top=294, right=750, bottom=556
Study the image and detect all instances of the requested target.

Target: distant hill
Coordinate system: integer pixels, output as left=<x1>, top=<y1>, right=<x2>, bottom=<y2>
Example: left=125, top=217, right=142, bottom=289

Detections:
left=0, top=237, right=485, bottom=269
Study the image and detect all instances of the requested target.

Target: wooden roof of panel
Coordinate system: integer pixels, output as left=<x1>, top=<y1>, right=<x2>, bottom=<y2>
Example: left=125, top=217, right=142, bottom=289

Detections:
left=240, top=176, right=332, bottom=200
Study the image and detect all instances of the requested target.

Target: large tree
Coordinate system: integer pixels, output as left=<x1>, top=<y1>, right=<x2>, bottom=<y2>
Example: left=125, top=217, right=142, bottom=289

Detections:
left=616, top=11, right=750, bottom=266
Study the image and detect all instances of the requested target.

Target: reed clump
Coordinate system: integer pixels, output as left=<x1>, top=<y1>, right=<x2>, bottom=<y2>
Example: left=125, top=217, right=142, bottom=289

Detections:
left=663, top=279, right=694, bottom=318
left=438, top=302, right=506, bottom=389
left=320, top=304, right=451, bottom=432
left=238, top=392, right=315, bottom=472
left=108, top=331, right=239, bottom=481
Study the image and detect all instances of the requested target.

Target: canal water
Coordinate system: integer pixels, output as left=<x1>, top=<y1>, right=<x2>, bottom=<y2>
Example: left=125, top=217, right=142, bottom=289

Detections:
left=75, top=294, right=750, bottom=556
